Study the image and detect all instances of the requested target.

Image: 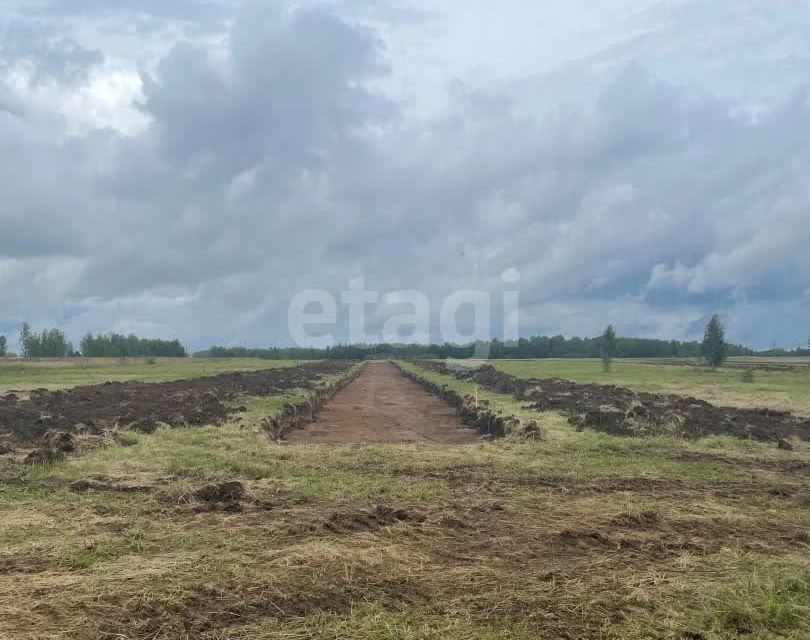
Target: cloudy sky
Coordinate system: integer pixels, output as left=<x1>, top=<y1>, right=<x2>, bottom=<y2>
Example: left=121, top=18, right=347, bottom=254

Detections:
left=1, top=0, right=809, bottom=351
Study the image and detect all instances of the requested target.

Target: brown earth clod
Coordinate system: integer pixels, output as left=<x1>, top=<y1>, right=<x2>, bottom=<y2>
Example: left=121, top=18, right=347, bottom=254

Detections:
left=322, top=505, right=417, bottom=533
left=193, top=481, right=245, bottom=503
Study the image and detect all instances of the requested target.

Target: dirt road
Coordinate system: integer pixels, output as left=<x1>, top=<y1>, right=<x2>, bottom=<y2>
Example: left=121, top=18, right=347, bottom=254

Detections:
left=286, top=362, right=476, bottom=444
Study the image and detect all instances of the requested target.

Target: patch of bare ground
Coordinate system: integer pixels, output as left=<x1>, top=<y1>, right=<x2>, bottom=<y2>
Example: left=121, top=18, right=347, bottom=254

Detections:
left=285, top=362, right=476, bottom=444
left=0, top=550, right=58, bottom=576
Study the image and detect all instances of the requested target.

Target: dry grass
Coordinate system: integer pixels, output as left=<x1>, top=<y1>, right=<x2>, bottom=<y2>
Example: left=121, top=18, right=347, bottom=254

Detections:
left=0, top=361, right=809, bottom=638
left=2, top=471, right=809, bottom=639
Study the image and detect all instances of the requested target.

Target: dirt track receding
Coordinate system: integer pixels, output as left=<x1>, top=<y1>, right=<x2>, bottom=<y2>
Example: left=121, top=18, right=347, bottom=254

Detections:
left=286, top=362, right=475, bottom=444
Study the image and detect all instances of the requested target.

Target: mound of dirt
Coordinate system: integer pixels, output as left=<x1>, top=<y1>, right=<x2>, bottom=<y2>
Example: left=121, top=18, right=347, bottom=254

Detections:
left=0, top=361, right=353, bottom=445
left=323, top=505, right=416, bottom=533
left=191, top=481, right=245, bottom=513
left=193, top=481, right=244, bottom=502
left=24, top=430, right=76, bottom=465
left=557, top=529, right=616, bottom=549
left=419, top=362, right=810, bottom=444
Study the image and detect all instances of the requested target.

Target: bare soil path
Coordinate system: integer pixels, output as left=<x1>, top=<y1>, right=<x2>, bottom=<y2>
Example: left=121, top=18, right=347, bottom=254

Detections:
left=286, top=362, right=476, bottom=444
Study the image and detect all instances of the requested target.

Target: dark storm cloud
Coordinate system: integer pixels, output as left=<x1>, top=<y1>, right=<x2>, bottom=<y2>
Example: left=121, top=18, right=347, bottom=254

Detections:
left=141, top=6, right=392, bottom=178
left=69, top=2, right=396, bottom=311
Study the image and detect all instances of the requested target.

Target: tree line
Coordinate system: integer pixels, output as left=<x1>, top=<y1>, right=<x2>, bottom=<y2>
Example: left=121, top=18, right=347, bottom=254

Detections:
left=19, top=323, right=75, bottom=357
left=79, top=333, right=188, bottom=358
left=0, top=318, right=800, bottom=364
left=0, top=324, right=187, bottom=358
left=202, top=329, right=753, bottom=362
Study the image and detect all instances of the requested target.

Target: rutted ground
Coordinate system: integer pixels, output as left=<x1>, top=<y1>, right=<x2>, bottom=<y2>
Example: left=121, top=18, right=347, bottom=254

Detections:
left=486, top=358, right=810, bottom=416
left=0, top=361, right=353, bottom=458
left=417, top=361, right=810, bottom=446
left=286, top=362, right=476, bottom=444
left=1, top=360, right=809, bottom=639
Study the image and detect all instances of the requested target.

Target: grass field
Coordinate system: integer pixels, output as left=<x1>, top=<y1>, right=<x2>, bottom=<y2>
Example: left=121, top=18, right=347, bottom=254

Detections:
left=1, top=359, right=809, bottom=639
left=0, top=357, right=294, bottom=394
left=477, top=359, right=810, bottom=416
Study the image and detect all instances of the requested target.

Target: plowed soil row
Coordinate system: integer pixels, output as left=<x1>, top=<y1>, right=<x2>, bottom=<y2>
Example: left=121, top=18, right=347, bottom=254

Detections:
left=418, top=361, right=810, bottom=444
left=0, top=361, right=354, bottom=444
left=286, top=362, right=475, bottom=444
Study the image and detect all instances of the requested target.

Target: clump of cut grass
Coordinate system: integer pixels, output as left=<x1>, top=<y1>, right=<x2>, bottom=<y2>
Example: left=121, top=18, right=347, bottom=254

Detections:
left=611, top=501, right=661, bottom=527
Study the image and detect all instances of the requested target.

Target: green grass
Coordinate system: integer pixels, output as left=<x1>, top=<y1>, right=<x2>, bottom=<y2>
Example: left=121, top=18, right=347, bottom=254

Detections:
left=705, top=574, right=810, bottom=638
left=208, top=604, right=534, bottom=639
left=7, top=423, right=450, bottom=503
left=615, top=554, right=810, bottom=639
left=396, top=361, right=810, bottom=488
left=476, top=358, right=810, bottom=415
left=1, top=359, right=809, bottom=639
left=65, top=527, right=150, bottom=569
left=0, top=357, right=298, bottom=393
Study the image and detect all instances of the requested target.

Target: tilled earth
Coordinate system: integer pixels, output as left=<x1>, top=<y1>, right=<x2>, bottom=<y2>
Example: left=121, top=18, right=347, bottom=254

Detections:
left=286, top=362, right=476, bottom=444
left=0, top=361, right=353, bottom=445
left=418, top=361, right=810, bottom=445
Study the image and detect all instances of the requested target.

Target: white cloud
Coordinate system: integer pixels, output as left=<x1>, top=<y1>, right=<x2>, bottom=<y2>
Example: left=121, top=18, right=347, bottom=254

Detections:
left=647, top=263, right=695, bottom=292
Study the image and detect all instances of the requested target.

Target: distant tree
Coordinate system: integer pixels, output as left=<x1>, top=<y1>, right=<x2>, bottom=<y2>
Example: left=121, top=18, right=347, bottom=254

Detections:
left=18, top=323, right=72, bottom=358
left=489, top=338, right=505, bottom=359
left=0, top=335, right=6, bottom=357
left=702, top=314, right=727, bottom=369
left=19, top=322, right=32, bottom=358
left=601, top=325, right=617, bottom=371
left=80, top=333, right=94, bottom=356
